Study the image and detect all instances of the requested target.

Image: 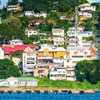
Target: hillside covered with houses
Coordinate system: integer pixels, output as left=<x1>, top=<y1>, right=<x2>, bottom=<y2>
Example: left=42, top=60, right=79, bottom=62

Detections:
left=0, top=0, right=100, bottom=87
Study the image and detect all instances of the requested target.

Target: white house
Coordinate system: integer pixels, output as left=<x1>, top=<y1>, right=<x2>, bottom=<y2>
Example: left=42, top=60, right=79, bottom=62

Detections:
left=25, top=28, right=38, bottom=37
left=64, top=46, right=97, bottom=68
left=25, top=11, right=47, bottom=18
left=9, top=39, right=23, bottom=45
left=22, top=47, right=36, bottom=75
left=52, top=29, right=65, bottom=37
left=53, top=37, right=65, bottom=46
left=0, top=48, right=4, bottom=59
left=80, top=6, right=96, bottom=11
left=67, top=31, right=93, bottom=38
left=53, top=57, right=64, bottom=64
left=25, top=11, right=34, bottom=16
left=67, top=26, right=85, bottom=35
left=78, top=11, right=92, bottom=18
left=49, top=64, right=67, bottom=80
left=66, top=67, right=76, bottom=81
left=0, top=77, right=38, bottom=87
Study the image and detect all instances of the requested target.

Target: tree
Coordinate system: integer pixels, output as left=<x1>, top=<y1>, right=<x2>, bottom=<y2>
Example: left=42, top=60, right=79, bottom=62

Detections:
left=0, top=59, right=21, bottom=79
left=8, top=0, right=19, bottom=5
left=23, top=38, right=32, bottom=44
left=75, top=60, right=100, bottom=84
left=11, top=50, right=23, bottom=58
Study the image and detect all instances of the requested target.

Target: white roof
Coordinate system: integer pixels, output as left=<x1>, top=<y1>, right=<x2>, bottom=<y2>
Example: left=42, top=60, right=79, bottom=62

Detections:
left=39, top=44, right=66, bottom=52
left=6, top=77, right=18, bottom=81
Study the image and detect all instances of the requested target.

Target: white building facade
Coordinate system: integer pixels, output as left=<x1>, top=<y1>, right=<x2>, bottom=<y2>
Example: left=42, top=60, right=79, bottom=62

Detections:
left=22, top=47, right=36, bottom=75
left=0, top=48, right=4, bottom=59
left=52, top=29, right=65, bottom=37
left=25, top=28, right=38, bottom=37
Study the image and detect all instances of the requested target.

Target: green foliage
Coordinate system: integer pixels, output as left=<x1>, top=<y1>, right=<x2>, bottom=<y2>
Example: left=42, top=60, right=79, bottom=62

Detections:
left=40, top=40, right=51, bottom=44
left=11, top=50, right=23, bottom=58
left=21, top=76, right=99, bottom=89
left=23, top=38, right=32, bottom=44
left=0, top=59, right=21, bottom=79
left=81, top=19, right=94, bottom=31
left=8, top=0, right=19, bottom=5
left=75, top=60, right=100, bottom=84
left=82, top=37, right=93, bottom=41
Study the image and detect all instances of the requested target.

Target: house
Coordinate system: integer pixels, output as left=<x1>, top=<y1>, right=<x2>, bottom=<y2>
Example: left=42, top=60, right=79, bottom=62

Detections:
left=53, top=36, right=65, bottom=46
left=34, top=63, right=53, bottom=78
left=59, top=14, right=67, bottom=20
left=25, top=28, right=39, bottom=37
left=0, top=48, right=4, bottom=59
left=7, top=4, right=22, bottom=11
left=25, top=11, right=47, bottom=18
left=67, top=26, right=84, bottom=35
left=29, top=19, right=43, bottom=26
left=64, top=46, right=97, bottom=68
left=25, top=11, right=34, bottom=16
left=0, top=77, right=38, bottom=87
left=2, top=45, right=35, bottom=57
left=52, top=29, right=65, bottom=37
left=49, top=64, right=67, bottom=80
left=66, top=67, right=76, bottom=81
left=22, top=47, right=36, bottom=75
left=38, top=44, right=66, bottom=63
left=79, top=3, right=96, bottom=11
left=9, top=39, right=23, bottom=45
left=67, top=31, right=93, bottom=38
left=78, top=11, right=92, bottom=18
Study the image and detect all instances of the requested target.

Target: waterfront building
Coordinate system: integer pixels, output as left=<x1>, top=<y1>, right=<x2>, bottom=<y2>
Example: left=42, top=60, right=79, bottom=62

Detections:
left=52, top=29, right=65, bottom=37
left=0, top=77, right=38, bottom=87
left=34, top=63, right=53, bottom=78
left=0, top=48, right=4, bottom=59
left=9, top=39, right=23, bottom=45
left=66, top=67, right=76, bottom=81
left=22, top=47, right=36, bottom=75
left=49, top=64, right=67, bottom=80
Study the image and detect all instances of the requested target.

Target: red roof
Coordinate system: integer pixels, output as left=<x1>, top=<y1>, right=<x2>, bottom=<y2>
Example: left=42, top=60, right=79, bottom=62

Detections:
left=30, top=19, right=43, bottom=23
left=59, top=13, right=65, bottom=16
left=2, top=45, right=35, bottom=55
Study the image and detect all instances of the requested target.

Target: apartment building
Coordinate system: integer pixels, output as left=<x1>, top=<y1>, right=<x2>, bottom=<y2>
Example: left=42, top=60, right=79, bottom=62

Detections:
left=49, top=64, right=67, bottom=80
left=64, top=46, right=97, bottom=68
left=22, top=47, right=36, bottom=75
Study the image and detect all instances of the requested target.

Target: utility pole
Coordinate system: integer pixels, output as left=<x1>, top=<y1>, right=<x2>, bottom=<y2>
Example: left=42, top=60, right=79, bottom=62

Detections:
left=75, top=6, right=78, bottom=47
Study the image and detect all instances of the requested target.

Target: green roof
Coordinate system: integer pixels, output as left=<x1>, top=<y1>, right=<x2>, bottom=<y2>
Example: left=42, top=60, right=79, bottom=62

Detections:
left=16, top=77, right=38, bottom=81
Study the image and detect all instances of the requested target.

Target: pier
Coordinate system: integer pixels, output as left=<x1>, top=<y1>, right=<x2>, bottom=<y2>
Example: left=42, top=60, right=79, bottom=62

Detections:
left=0, top=89, right=97, bottom=94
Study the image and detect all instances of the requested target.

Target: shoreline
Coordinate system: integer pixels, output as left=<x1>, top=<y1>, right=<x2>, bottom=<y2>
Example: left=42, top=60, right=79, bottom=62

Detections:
left=0, top=87, right=99, bottom=94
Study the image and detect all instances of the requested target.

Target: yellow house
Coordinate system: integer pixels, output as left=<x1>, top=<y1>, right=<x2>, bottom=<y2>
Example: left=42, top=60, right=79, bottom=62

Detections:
left=38, top=45, right=66, bottom=58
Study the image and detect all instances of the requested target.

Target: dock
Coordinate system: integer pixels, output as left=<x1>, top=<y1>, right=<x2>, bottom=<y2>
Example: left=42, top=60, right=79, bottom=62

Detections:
left=0, top=89, right=97, bottom=94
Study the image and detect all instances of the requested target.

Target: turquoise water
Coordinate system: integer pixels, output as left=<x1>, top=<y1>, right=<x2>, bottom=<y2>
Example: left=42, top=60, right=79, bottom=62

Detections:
left=0, top=92, right=100, bottom=100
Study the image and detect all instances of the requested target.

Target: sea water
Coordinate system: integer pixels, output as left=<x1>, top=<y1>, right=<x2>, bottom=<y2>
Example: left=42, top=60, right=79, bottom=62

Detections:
left=0, top=92, right=100, bottom=100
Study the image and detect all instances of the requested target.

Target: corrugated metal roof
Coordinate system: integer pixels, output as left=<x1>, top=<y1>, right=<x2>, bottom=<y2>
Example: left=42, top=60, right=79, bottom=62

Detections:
left=16, top=77, right=38, bottom=81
